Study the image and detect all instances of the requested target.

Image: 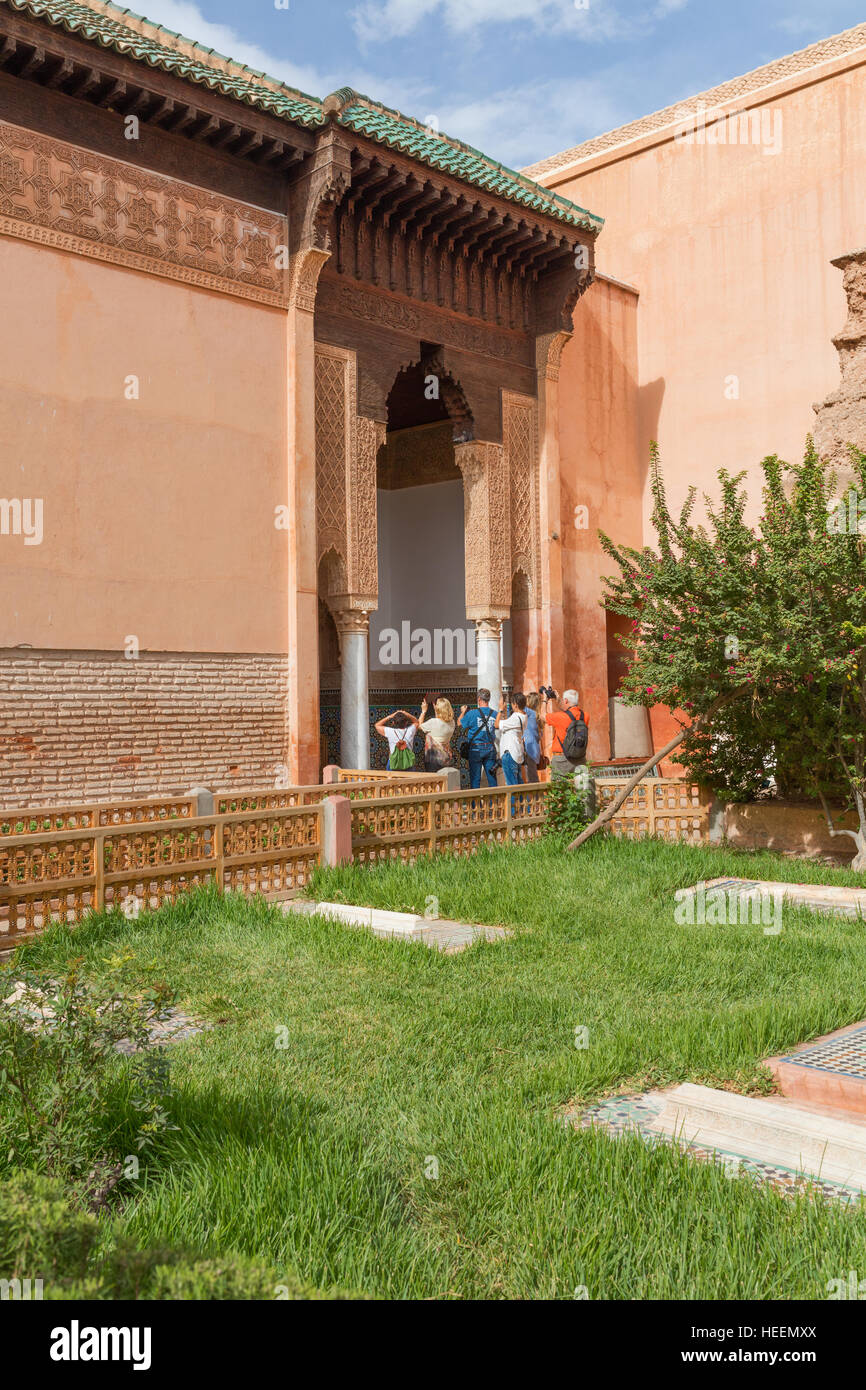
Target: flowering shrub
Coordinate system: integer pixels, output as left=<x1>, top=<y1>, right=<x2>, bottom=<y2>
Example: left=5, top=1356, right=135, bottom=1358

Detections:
left=601, top=441, right=866, bottom=863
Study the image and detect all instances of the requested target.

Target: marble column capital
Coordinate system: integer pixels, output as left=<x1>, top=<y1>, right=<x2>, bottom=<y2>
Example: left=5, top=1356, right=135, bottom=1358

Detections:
left=332, top=609, right=371, bottom=637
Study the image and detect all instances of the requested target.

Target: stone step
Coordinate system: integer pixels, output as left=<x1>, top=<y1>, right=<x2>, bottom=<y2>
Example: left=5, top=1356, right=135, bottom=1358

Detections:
left=765, top=1022, right=866, bottom=1115
left=680, top=877, right=866, bottom=922
left=647, top=1083, right=866, bottom=1190
left=280, top=899, right=508, bottom=952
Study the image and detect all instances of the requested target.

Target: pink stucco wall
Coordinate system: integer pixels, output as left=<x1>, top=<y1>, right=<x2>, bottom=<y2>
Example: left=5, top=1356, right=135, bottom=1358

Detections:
left=545, top=49, right=866, bottom=764
left=559, top=274, right=642, bottom=761
left=0, top=237, right=288, bottom=655
left=544, top=52, right=866, bottom=538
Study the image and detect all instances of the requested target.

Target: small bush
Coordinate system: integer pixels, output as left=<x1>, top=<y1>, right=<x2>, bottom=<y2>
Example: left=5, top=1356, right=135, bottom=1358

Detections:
left=0, top=1169, right=98, bottom=1290
left=0, top=953, right=176, bottom=1189
left=544, top=770, right=594, bottom=840
left=0, top=1170, right=321, bottom=1300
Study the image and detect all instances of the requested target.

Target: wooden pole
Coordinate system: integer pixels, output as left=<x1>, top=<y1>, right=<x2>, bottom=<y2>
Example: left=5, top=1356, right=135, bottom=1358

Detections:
left=566, top=690, right=745, bottom=852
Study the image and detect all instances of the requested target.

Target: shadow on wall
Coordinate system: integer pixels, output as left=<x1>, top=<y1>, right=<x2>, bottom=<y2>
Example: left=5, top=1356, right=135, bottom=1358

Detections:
left=637, top=377, right=666, bottom=500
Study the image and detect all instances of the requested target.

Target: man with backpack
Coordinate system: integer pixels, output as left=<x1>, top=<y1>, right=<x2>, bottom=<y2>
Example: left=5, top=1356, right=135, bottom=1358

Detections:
left=543, top=689, right=589, bottom=781
left=458, top=689, right=499, bottom=789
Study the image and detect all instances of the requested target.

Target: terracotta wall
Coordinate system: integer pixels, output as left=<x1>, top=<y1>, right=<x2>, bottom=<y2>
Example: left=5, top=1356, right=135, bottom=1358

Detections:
left=558, top=275, right=642, bottom=761
left=545, top=56, right=866, bottom=539
left=546, top=53, right=866, bottom=764
left=0, top=236, right=288, bottom=655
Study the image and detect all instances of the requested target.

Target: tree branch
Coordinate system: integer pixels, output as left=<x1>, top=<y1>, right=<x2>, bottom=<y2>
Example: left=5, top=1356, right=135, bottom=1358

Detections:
left=817, top=789, right=862, bottom=846
left=566, top=689, right=746, bottom=852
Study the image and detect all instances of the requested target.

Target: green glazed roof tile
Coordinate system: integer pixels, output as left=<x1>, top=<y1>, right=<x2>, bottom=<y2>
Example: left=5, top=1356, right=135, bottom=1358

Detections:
left=337, top=96, right=603, bottom=233
left=2, top=1, right=603, bottom=233
left=1, top=0, right=327, bottom=126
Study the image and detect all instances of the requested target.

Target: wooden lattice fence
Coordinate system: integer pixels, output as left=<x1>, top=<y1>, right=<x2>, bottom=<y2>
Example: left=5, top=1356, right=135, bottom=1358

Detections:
left=593, top=777, right=711, bottom=844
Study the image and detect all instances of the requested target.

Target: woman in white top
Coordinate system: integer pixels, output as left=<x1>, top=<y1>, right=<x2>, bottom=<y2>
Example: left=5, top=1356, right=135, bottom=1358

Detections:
left=495, top=691, right=527, bottom=787
left=419, top=696, right=456, bottom=772
left=374, top=710, right=419, bottom=770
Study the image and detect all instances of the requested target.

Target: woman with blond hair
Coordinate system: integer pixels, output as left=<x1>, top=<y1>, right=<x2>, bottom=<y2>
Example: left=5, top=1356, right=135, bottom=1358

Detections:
left=419, top=695, right=456, bottom=772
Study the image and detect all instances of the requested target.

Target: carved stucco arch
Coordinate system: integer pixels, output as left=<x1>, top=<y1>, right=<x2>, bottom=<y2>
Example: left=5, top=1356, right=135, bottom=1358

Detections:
left=376, top=345, right=476, bottom=442
left=315, top=354, right=545, bottom=638
left=511, top=564, right=533, bottom=611
left=317, top=546, right=348, bottom=604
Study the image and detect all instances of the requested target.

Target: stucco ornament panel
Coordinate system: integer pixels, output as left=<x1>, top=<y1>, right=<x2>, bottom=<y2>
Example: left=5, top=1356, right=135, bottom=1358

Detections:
left=454, top=441, right=511, bottom=620
left=289, top=247, right=329, bottom=313
left=315, top=344, right=352, bottom=575
left=315, top=342, right=379, bottom=610
left=351, top=416, right=384, bottom=605
left=0, top=119, right=287, bottom=306
left=503, top=390, right=540, bottom=605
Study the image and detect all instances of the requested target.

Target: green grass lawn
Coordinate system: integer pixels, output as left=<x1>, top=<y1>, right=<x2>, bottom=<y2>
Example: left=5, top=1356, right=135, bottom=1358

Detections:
left=13, top=835, right=866, bottom=1299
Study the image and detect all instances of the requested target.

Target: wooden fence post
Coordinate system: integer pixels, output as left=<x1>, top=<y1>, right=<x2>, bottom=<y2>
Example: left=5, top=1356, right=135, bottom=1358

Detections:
left=94, top=831, right=105, bottom=912
left=215, top=818, right=225, bottom=890
left=322, top=795, right=352, bottom=867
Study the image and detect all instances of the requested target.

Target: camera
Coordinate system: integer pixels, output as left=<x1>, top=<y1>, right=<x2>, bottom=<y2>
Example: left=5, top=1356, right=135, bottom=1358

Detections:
left=539, top=685, right=557, bottom=701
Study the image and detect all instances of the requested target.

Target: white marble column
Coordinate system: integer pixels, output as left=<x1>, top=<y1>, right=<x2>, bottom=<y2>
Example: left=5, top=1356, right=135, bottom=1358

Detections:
left=335, top=611, right=370, bottom=770
left=475, top=618, right=503, bottom=709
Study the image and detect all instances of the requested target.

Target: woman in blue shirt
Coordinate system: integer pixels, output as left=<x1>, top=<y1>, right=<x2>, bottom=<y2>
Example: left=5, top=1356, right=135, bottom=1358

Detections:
left=523, top=692, right=542, bottom=783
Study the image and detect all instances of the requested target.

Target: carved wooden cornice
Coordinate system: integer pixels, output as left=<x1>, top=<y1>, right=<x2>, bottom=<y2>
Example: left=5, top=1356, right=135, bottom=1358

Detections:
left=0, top=4, right=316, bottom=172
left=288, top=125, right=352, bottom=257
left=316, top=273, right=534, bottom=367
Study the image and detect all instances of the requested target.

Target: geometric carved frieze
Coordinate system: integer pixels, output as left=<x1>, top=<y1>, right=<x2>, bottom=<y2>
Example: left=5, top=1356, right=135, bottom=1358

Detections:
left=503, top=390, right=540, bottom=607
left=453, top=439, right=511, bottom=621
left=0, top=120, right=287, bottom=307
left=378, top=421, right=458, bottom=490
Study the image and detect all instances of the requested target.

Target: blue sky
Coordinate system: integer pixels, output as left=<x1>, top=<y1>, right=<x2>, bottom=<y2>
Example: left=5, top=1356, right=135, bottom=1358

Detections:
left=129, top=0, right=866, bottom=168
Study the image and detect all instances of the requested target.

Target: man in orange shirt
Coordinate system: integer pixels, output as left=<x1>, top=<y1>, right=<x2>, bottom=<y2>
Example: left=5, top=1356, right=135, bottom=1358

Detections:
left=543, top=689, right=589, bottom=781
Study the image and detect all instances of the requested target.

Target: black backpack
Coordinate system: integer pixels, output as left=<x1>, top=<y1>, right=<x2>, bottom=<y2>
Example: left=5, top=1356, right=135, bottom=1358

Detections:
left=561, top=708, right=588, bottom=762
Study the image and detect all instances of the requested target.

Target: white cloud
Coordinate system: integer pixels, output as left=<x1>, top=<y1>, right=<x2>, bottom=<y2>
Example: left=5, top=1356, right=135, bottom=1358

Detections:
left=126, top=0, right=334, bottom=94
left=775, top=15, right=823, bottom=37
left=353, top=0, right=690, bottom=45
left=115, top=1, right=670, bottom=169
left=124, top=0, right=432, bottom=114
left=436, top=76, right=634, bottom=168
